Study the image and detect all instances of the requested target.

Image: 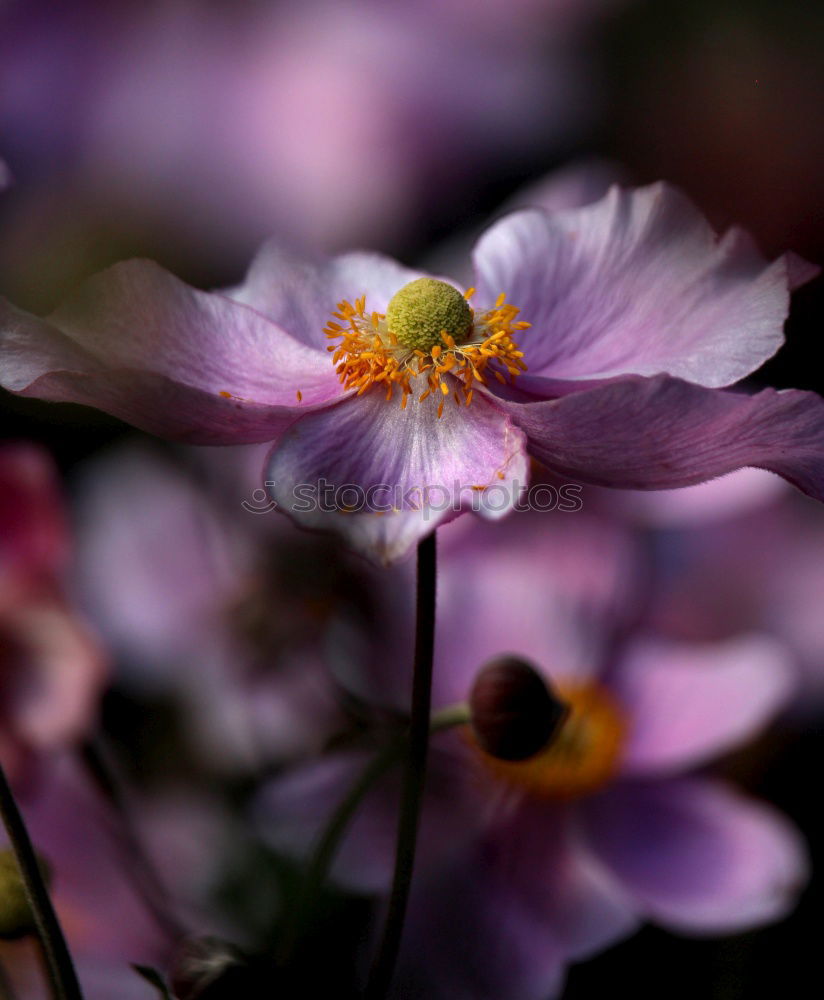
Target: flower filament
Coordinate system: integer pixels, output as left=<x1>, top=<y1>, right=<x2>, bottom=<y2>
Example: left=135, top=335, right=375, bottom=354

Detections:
left=324, top=279, right=529, bottom=419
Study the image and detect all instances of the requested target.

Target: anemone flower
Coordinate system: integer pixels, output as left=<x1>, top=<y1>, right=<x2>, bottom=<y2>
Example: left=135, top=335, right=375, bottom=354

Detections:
left=256, top=512, right=806, bottom=999
left=0, top=443, right=106, bottom=784
left=2, top=184, right=822, bottom=564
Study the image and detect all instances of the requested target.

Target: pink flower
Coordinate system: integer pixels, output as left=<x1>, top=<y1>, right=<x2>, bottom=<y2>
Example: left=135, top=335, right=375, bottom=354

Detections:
left=71, top=442, right=356, bottom=771
left=257, top=512, right=806, bottom=998
left=2, top=184, right=822, bottom=564
left=0, top=443, right=106, bottom=782
left=0, top=0, right=599, bottom=255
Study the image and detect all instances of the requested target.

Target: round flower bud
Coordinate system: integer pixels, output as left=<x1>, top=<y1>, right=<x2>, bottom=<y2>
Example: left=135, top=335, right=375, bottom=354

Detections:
left=385, top=278, right=473, bottom=352
left=469, top=656, right=568, bottom=762
left=0, top=848, right=51, bottom=940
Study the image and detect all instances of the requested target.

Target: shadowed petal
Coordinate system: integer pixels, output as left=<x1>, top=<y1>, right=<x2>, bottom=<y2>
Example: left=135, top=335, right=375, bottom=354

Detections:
left=582, top=778, right=808, bottom=933
left=254, top=745, right=484, bottom=895
left=1, top=260, right=342, bottom=443
left=473, top=184, right=809, bottom=386
left=613, top=635, right=794, bottom=777
left=0, top=443, right=68, bottom=585
left=395, top=799, right=637, bottom=1000
left=265, top=388, right=528, bottom=564
left=506, top=375, right=824, bottom=501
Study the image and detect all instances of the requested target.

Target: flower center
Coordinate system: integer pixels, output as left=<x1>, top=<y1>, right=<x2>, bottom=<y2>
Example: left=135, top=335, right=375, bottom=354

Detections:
left=471, top=681, right=627, bottom=800
left=324, top=278, right=529, bottom=418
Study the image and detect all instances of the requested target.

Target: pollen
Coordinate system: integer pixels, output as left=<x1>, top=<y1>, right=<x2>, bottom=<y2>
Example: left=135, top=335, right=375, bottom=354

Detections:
left=323, top=279, right=529, bottom=417
left=470, top=681, right=627, bottom=800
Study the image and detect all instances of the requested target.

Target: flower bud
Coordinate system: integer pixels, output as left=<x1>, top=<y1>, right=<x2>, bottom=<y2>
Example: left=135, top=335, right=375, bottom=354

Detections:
left=469, top=656, right=568, bottom=761
left=0, top=848, right=51, bottom=940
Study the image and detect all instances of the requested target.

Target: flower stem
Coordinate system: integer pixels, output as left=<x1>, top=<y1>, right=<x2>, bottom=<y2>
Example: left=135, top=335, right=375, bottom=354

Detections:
left=365, top=531, right=437, bottom=1000
left=0, top=763, right=84, bottom=1000
left=80, top=739, right=184, bottom=942
left=278, top=701, right=470, bottom=966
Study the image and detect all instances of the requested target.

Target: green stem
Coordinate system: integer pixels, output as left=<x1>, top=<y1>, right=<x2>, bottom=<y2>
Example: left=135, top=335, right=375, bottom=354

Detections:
left=0, top=764, right=84, bottom=1000
left=365, top=531, right=438, bottom=1000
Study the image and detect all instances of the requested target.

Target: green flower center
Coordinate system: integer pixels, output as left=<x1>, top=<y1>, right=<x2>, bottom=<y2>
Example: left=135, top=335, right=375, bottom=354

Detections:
left=385, top=278, right=473, bottom=352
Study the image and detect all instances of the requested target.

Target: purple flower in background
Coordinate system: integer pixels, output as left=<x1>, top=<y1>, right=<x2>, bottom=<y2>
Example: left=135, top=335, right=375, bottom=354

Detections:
left=2, top=184, right=823, bottom=563
left=0, top=443, right=106, bottom=783
left=0, top=0, right=601, bottom=258
left=258, top=513, right=806, bottom=998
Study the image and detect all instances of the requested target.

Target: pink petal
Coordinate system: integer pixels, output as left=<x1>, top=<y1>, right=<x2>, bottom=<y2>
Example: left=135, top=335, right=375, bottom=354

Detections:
left=265, top=388, right=528, bottom=565
left=507, top=375, right=824, bottom=502
left=473, top=184, right=798, bottom=386
left=396, top=799, right=637, bottom=1000
left=614, top=635, right=794, bottom=776
left=582, top=778, right=808, bottom=933
left=229, top=242, right=423, bottom=350
left=1, top=260, right=341, bottom=443
left=254, top=744, right=484, bottom=895
left=0, top=443, right=68, bottom=584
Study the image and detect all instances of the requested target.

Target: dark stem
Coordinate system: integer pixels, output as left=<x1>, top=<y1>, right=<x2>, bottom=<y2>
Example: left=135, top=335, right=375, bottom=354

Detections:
left=365, top=531, right=437, bottom=1000
left=0, top=763, right=84, bottom=1000
left=80, top=739, right=185, bottom=942
left=278, top=704, right=470, bottom=968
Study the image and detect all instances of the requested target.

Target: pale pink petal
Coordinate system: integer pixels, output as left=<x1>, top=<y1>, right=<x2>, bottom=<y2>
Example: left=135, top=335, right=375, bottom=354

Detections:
left=507, top=376, right=824, bottom=502
left=265, top=388, right=528, bottom=565
left=613, top=635, right=794, bottom=776
left=230, top=243, right=423, bottom=350
left=473, top=184, right=801, bottom=386
left=1, top=260, right=342, bottom=444
left=582, top=778, right=808, bottom=933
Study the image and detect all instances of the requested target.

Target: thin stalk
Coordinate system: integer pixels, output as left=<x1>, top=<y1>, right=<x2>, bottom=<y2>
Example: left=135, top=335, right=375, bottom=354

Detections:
left=0, top=763, right=83, bottom=1000
left=365, top=531, right=437, bottom=1000
left=278, top=701, right=470, bottom=965
left=80, top=740, right=184, bottom=942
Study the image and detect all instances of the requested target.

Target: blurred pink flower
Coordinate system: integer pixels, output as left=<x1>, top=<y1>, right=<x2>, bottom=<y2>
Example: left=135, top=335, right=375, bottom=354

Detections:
left=2, top=184, right=822, bottom=564
left=71, top=442, right=354, bottom=772
left=0, top=754, right=174, bottom=1000
left=258, top=512, right=805, bottom=998
left=0, top=0, right=605, bottom=256
left=0, top=444, right=106, bottom=783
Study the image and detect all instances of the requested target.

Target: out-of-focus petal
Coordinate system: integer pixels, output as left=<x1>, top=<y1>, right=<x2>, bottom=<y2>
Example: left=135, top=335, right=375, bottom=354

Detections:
left=254, top=744, right=484, bottom=895
left=0, top=443, right=68, bottom=586
left=265, top=388, right=528, bottom=565
left=507, top=376, right=824, bottom=502
left=582, top=778, right=808, bottom=933
left=473, top=184, right=805, bottom=385
left=613, top=635, right=794, bottom=776
left=0, top=260, right=342, bottom=443
left=395, top=797, right=637, bottom=1000
left=5, top=602, right=107, bottom=752
left=72, top=444, right=239, bottom=674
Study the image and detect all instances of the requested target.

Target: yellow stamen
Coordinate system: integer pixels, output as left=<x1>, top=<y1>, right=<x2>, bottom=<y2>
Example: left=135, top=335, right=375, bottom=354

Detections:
left=324, top=284, right=528, bottom=416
